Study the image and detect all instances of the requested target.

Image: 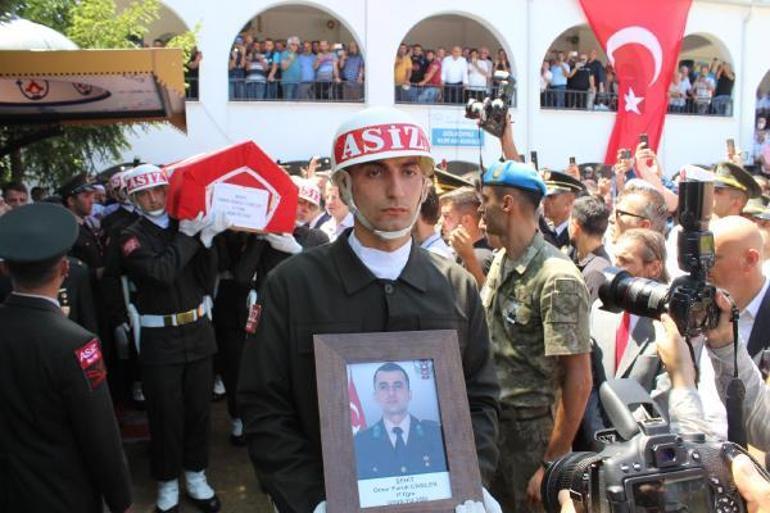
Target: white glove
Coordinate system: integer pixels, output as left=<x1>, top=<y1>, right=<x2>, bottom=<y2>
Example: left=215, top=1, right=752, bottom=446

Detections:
left=312, top=500, right=326, bottom=513
left=482, top=487, right=502, bottom=513
left=454, top=488, right=501, bottom=513
left=114, top=323, right=131, bottom=360
left=455, top=499, right=486, bottom=513
left=200, top=211, right=233, bottom=248
left=264, top=233, right=302, bottom=255
left=179, top=212, right=207, bottom=237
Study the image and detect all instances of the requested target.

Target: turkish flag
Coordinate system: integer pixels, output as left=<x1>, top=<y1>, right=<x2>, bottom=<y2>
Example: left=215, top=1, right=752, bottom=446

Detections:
left=579, top=0, right=692, bottom=163
left=348, top=372, right=367, bottom=434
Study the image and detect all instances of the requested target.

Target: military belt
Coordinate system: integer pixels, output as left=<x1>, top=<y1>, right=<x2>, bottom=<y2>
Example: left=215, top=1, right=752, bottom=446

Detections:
left=139, top=303, right=205, bottom=328
left=505, top=405, right=551, bottom=422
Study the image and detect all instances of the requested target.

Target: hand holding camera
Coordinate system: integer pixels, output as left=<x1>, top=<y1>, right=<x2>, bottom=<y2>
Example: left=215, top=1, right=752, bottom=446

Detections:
left=464, top=71, right=514, bottom=137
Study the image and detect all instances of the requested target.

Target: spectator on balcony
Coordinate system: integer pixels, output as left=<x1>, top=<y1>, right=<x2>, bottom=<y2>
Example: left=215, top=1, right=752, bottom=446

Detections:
left=669, top=71, right=688, bottom=113
left=185, top=47, right=202, bottom=100
left=540, top=61, right=552, bottom=106
left=229, top=36, right=247, bottom=99
left=408, top=44, right=428, bottom=102
left=416, top=49, right=442, bottom=103
left=566, top=53, right=591, bottom=109
left=442, top=46, right=468, bottom=105
left=394, top=43, right=412, bottom=102
left=586, top=49, right=605, bottom=110
left=311, top=40, right=320, bottom=55
left=339, top=41, right=364, bottom=101
left=263, top=39, right=280, bottom=99
left=314, top=40, right=340, bottom=100
left=466, top=48, right=491, bottom=103
left=549, top=51, right=570, bottom=108
left=692, top=65, right=715, bottom=114
left=495, top=48, right=511, bottom=74
left=297, top=41, right=317, bottom=100
left=713, top=61, right=735, bottom=116
left=280, top=36, right=302, bottom=100
left=758, top=90, right=770, bottom=114
left=244, top=41, right=268, bottom=100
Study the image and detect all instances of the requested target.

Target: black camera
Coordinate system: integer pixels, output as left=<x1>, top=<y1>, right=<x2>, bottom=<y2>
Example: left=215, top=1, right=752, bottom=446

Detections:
left=464, top=71, right=515, bottom=137
left=542, top=379, right=764, bottom=513
left=599, top=180, right=720, bottom=337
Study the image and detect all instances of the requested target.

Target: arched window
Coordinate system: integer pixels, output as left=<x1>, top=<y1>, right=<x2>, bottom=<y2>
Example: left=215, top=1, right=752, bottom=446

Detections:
left=674, top=34, right=734, bottom=116
left=394, top=14, right=515, bottom=107
left=228, top=5, right=364, bottom=103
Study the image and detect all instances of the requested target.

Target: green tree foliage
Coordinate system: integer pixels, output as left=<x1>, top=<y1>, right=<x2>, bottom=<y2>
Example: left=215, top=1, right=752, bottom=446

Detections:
left=1, top=0, right=195, bottom=187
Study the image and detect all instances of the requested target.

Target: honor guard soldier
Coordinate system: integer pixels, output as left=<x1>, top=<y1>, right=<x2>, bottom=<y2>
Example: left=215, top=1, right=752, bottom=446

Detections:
left=0, top=203, right=132, bottom=513
left=479, top=160, right=592, bottom=513
left=59, top=173, right=104, bottom=273
left=238, top=107, right=502, bottom=513
left=118, top=164, right=230, bottom=513
left=541, top=170, right=586, bottom=252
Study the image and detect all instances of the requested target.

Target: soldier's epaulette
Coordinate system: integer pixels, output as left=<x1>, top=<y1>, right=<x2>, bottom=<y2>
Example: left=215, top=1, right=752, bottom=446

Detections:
left=415, top=422, right=425, bottom=438
left=372, top=423, right=383, bottom=439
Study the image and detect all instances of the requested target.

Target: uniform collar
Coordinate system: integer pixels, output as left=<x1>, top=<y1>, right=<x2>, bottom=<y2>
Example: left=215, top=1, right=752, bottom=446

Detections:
left=331, top=228, right=428, bottom=295
left=5, top=292, right=63, bottom=314
left=505, top=231, right=545, bottom=275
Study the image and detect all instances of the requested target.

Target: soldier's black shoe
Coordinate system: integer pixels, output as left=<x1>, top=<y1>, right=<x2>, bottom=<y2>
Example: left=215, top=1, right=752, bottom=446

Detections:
left=187, top=493, right=222, bottom=513
left=154, top=505, right=179, bottom=513
left=229, top=433, right=246, bottom=447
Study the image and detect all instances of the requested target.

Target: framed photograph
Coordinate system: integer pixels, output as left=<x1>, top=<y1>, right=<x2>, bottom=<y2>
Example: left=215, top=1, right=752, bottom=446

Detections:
left=314, top=330, right=482, bottom=513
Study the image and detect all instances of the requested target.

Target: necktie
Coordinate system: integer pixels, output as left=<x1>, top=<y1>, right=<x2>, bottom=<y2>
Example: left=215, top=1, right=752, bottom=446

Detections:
left=615, top=312, right=631, bottom=373
left=392, top=426, right=406, bottom=454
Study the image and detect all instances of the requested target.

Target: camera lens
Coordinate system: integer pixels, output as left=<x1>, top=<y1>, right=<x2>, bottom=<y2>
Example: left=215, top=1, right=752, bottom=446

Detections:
left=598, top=267, right=669, bottom=319
left=542, top=452, right=602, bottom=513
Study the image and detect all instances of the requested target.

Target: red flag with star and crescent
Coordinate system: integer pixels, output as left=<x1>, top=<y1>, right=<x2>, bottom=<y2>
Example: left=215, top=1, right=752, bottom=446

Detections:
left=579, top=0, right=693, bottom=163
left=349, top=371, right=367, bottom=434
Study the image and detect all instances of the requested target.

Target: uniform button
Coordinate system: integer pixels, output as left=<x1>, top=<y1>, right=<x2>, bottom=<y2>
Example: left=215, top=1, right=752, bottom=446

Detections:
left=384, top=283, right=395, bottom=294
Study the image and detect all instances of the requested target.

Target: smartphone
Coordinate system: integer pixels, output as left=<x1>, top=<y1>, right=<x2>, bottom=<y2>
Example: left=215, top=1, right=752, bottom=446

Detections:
left=639, top=133, right=649, bottom=148
left=530, top=151, right=539, bottom=171
left=569, top=156, right=576, bottom=165
left=727, top=138, right=736, bottom=156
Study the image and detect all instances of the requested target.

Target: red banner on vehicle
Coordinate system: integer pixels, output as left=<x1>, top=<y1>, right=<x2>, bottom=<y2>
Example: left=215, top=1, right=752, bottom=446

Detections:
left=578, top=0, right=693, bottom=163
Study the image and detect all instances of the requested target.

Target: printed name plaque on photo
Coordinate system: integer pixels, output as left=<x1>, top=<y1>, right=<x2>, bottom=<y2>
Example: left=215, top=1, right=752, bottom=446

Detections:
left=209, top=182, right=269, bottom=231
left=314, top=330, right=482, bottom=513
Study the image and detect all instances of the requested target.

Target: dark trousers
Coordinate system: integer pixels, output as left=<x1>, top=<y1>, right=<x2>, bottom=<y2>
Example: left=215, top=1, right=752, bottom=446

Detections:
left=143, top=357, right=213, bottom=480
left=213, top=282, right=247, bottom=419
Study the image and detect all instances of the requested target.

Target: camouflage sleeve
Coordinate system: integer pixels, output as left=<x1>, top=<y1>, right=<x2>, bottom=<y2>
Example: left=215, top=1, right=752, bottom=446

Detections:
left=540, top=270, right=591, bottom=356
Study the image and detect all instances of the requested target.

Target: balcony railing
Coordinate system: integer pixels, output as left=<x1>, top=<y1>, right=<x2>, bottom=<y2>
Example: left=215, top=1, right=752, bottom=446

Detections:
left=185, top=76, right=199, bottom=100
left=539, top=88, right=733, bottom=117
left=395, top=83, right=517, bottom=107
left=227, top=78, right=364, bottom=102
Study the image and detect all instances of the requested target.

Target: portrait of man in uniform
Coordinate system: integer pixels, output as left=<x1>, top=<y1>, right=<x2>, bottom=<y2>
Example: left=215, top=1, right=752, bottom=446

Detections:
left=352, top=362, right=447, bottom=481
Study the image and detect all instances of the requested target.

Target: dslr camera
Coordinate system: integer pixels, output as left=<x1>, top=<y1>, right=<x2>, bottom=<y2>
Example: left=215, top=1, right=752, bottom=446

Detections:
left=542, top=379, right=764, bottom=513
left=464, top=70, right=515, bottom=137
left=599, top=180, right=720, bottom=338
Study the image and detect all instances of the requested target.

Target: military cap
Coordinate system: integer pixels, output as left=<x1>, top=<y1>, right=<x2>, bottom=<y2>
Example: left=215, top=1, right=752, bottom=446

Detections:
left=711, top=161, right=761, bottom=199
left=58, top=172, right=96, bottom=199
left=482, top=160, right=547, bottom=196
left=543, top=170, right=586, bottom=196
left=742, top=196, right=770, bottom=220
left=433, top=167, right=475, bottom=194
left=0, top=203, right=78, bottom=262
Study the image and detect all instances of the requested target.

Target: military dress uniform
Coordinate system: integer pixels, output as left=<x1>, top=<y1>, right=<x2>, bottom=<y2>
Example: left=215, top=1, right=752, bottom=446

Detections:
left=542, top=170, right=587, bottom=253
left=354, top=416, right=447, bottom=479
left=119, top=216, right=218, bottom=482
left=481, top=162, right=591, bottom=513
left=238, top=231, right=500, bottom=513
left=0, top=203, right=132, bottom=513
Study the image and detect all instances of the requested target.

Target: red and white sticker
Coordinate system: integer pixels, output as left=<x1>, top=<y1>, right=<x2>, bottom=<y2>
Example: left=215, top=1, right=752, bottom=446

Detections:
left=244, top=304, right=262, bottom=334
left=74, top=339, right=106, bottom=390
left=121, top=236, right=141, bottom=257
left=333, top=122, right=430, bottom=166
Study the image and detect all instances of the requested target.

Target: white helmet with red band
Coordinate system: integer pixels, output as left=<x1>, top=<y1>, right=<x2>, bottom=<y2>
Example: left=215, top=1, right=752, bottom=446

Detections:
left=331, top=107, right=434, bottom=178
left=330, top=107, right=434, bottom=240
left=291, top=176, right=321, bottom=207
left=125, top=164, right=169, bottom=196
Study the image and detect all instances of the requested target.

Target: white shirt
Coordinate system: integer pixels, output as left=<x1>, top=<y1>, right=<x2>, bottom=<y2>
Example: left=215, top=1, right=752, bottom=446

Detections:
left=383, top=415, right=411, bottom=447
left=420, top=232, right=454, bottom=260
left=739, top=276, right=770, bottom=345
left=441, top=56, right=468, bottom=85
left=348, top=231, right=411, bottom=281
left=320, top=212, right=353, bottom=242
left=145, top=212, right=170, bottom=229
left=467, top=59, right=490, bottom=90
left=554, top=219, right=570, bottom=239
left=11, top=291, right=60, bottom=307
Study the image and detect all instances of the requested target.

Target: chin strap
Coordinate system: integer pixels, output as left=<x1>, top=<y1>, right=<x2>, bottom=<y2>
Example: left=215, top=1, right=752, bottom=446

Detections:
left=336, top=171, right=430, bottom=241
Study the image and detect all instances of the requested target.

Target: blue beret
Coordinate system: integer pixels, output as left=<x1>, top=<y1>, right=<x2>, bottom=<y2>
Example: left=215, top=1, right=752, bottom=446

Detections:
left=482, top=160, right=546, bottom=196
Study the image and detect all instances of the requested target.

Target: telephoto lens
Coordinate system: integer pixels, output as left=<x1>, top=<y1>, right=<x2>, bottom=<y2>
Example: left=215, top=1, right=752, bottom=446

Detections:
left=597, top=267, right=669, bottom=319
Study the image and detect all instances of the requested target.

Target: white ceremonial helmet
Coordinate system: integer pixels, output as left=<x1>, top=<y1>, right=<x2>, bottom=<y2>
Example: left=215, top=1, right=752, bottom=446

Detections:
left=329, top=107, right=435, bottom=240
left=124, top=164, right=169, bottom=217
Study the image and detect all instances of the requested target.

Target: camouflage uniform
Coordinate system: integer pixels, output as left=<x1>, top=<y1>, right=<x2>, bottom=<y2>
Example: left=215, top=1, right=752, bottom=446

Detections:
left=481, top=231, right=590, bottom=513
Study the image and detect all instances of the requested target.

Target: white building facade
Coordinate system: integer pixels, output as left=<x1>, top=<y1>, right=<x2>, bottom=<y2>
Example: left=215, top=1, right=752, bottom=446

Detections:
left=123, top=0, right=770, bottom=174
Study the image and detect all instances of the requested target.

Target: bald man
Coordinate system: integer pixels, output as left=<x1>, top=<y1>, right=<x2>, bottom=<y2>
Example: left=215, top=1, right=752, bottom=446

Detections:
left=709, top=216, right=770, bottom=360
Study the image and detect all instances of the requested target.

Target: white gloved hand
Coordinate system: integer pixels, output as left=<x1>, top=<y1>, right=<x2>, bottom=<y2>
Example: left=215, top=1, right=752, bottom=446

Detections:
left=179, top=212, right=207, bottom=237
left=312, top=500, right=326, bottom=513
left=114, top=323, right=131, bottom=360
left=455, top=499, right=486, bottom=513
left=200, top=211, right=233, bottom=248
left=265, top=233, right=302, bottom=255
left=482, top=487, right=502, bottom=513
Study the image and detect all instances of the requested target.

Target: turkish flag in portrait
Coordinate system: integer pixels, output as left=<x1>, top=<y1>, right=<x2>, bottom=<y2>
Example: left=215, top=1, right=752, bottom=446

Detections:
left=348, top=372, right=367, bottom=434
left=579, top=0, right=693, bottom=163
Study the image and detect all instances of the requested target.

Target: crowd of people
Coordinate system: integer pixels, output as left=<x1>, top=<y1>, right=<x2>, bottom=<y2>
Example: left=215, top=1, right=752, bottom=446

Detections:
left=4, top=106, right=770, bottom=513
left=755, top=88, right=770, bottom=174
left=227, top=34, right=365, bottom=101
left=393, top=43, right=513, bottom=104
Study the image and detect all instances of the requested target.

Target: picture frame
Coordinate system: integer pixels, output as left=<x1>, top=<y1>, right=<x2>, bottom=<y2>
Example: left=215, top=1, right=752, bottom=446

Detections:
left=314, top=329, right=482, bottom=513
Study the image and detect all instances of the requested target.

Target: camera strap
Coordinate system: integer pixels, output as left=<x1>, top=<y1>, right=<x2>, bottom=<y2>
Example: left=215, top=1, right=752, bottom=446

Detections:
left=684, top=336, right=701, bottom=385
left=726, top=304, right=747, bottom=447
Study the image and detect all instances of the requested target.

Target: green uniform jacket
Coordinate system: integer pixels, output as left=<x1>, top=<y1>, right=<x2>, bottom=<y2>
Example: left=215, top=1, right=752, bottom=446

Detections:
left=482, top=232, right=591, bottom=409
left=238, top=232, right=500, bottom=513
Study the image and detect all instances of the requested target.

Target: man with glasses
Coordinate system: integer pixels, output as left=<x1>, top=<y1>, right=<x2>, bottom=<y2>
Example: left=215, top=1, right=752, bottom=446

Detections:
left=609, top=180, right=669, bottom=243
